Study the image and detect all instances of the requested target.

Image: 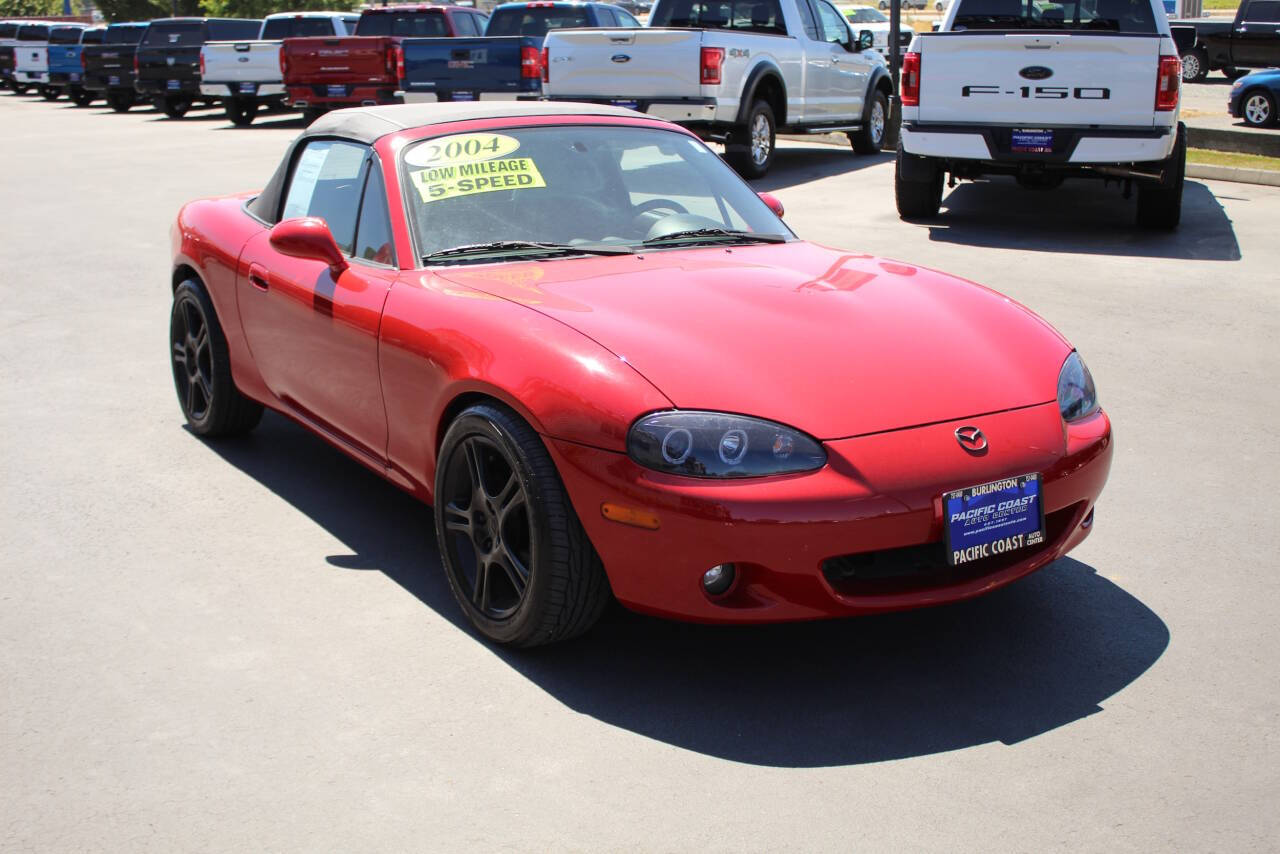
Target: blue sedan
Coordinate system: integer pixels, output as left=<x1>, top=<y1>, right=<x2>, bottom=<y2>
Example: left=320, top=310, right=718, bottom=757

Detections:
left=1230, top=69, right=1280, bottom=128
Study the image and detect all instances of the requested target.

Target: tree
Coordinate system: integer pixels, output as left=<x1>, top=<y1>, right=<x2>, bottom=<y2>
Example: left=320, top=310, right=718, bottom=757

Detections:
left=200, top=0, right=361, bottom=16
left=0, top=0, right=65, bottom=16
left=93, top=0, right=200, bottom=20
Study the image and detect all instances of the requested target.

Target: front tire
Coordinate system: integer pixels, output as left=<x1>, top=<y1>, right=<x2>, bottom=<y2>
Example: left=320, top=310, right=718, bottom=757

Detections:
left=1241, top=89, right=1276, bottom=128
left=1181, top=48, right=1208, bottom=84
left=225, top=97, right=258, bottom=127
left=1135, top=122, right=1185, bottom=231
left=161, top=94, right=191, bottom=119
left=895, top=143, right=944, bottom=219
left=724, top=99, right=776, bottom=179
left=434, top=403, right=610, bottom=647
left=850, top=89, right=888, bottom=154
left=170, top=279, right=263, bottom=436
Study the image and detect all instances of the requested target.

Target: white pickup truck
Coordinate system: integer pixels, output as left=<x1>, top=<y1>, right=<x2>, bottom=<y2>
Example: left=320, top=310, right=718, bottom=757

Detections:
left=896, top=0, right=1186, bottom=229
left=543, top=0, right=895, bottom=176
left=199, top=11, right=358, bottom=126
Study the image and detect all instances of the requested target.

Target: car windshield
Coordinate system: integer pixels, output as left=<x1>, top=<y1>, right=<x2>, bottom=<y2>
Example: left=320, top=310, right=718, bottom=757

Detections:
left=143, top=22, right=204, bottom=46
left=402, top=125, right=791, bottom=263
left=485, top=7, right=591, bottom=35
left=844, top=7, right=887, bottom=22
left=953, top=0, right=1159, bottom=31
left=355, top=11, right=448, bottom=36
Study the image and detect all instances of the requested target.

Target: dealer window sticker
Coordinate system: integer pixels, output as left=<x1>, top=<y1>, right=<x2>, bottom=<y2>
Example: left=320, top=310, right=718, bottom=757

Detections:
left=406, top=132, right=545, bottom=204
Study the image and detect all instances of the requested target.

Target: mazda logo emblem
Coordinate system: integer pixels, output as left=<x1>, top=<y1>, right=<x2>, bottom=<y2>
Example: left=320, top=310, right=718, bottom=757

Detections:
left=1019, top=65, right=1053, bottom=80
left=954, top=426, right=988, bottom=453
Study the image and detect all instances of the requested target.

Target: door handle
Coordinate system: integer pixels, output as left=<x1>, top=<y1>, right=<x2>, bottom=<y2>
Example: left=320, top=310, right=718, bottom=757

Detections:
left=248, top=263, right=269, bottom=291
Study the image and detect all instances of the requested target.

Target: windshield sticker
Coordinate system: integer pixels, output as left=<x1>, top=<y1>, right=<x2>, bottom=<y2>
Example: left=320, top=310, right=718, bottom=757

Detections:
left=404, top=132, right=521, bottom=168
left=410, top=157, right=546, bottom=204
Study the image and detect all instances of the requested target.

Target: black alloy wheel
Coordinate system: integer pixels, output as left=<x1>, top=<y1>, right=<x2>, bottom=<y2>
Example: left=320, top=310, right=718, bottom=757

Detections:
left=434, top=404, right=610, bottom=646
left=169, top=280, right=262, bottom=436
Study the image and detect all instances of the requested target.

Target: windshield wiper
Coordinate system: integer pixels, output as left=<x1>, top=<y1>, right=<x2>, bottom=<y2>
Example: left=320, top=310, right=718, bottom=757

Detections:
left=641, top=228, right=788, bottom=246
left=423, top=240, right=634, bottom=263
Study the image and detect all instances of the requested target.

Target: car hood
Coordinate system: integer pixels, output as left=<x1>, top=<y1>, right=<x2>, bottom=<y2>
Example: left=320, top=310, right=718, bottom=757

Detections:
left=437, top=242, right=1072, bottom=439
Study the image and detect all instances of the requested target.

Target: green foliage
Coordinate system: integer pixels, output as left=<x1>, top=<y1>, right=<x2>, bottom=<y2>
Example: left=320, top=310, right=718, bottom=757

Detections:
left=93, top=0, right=202, bottom=21
left=199, top=0, right=361, bottom=16
left=0, top=0, right=64, bottom=17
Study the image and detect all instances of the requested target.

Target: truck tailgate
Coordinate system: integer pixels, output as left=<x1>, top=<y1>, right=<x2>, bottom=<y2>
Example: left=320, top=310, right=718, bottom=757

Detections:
left=202, top=40, right=283, bottom=82
left=544, top=28, right=702, bottom=98
left=283, top=36, right=392, bottom=86
left=401, top=36, right=536, bottom=97
left=917, top=34, right=1162, bottom=127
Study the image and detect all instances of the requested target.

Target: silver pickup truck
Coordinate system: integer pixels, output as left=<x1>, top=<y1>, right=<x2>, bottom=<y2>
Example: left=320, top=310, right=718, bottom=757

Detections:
left=543, top=0, right=894, bottom=176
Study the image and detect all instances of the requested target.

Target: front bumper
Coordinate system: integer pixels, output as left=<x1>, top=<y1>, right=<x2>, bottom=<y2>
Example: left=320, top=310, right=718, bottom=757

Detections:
left=901, top=123, right=1176, bottom=165
left=549, top=403, right=1112, bottom=623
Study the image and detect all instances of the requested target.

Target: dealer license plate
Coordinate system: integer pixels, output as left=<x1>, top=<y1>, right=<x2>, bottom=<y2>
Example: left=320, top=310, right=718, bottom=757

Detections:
left=611, top=99, right=639, bottom=110
left=449, top=91, right=476, bottom=101
left=943, top=473, right=1045, bottom=567
left=326, top=84, right=346, bottom=97
left=238, top=82, right=256, bottom=94
left=70, top=72, right=80, bottom=82
left=166, top=79, right=180, bottom=90
left=108, top=75, right=120, bottom=85
left=1011, top=129, right=1053, bottom=154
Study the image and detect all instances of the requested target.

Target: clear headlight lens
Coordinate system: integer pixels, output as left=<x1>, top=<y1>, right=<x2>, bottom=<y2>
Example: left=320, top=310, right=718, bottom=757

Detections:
left=627, top=411, right=827, bottom=478
left=1057, top=352, right=1099, bottom=422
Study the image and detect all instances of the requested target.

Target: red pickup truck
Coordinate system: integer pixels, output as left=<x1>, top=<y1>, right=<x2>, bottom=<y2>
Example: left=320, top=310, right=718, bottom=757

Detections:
left=281, top=4, right=489, bottom=121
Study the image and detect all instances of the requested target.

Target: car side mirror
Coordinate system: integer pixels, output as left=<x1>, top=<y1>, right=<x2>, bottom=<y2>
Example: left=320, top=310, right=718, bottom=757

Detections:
left=269, top=217, right=349, bottom=276
left=758, top=191, right=784, bottom=218
left=857, top=29, right=875, bottom=51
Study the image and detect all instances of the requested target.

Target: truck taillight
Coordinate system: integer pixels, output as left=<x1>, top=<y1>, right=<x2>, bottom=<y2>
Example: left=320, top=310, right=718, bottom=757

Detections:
left=198, top=51, right=205, bottom=76
left=80, top=51, right=86, bottom=69
left=133, top=53, right=138, bottom=74
left=901, top=51, right=920, bottom=106
left=393, top=44, right=405, bottom=81
left=520, top=44, right=541, bottom=79
left=1155, top=54, right=1180, bottom=111
left=700, top=46, right=723, bottom=85
left=279, top=46, right=288, bottom=77
left=542, top=47, right=549, bottom=83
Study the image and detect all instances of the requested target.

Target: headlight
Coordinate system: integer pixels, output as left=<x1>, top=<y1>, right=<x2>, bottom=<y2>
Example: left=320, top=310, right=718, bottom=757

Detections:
left=627, top=411, right=827, bottom=478
left=1057, top=352, right=1099, bottom=422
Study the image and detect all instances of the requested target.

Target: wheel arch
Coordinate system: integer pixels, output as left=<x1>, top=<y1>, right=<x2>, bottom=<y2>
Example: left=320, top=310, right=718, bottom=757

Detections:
left=736, top=62, right=787, bottom=127
left=863, top=67, right=893, bottom=124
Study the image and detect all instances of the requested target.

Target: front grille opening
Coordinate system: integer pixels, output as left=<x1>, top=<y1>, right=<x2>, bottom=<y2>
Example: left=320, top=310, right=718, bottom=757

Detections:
left=822, top=502, right=1084, bottom=596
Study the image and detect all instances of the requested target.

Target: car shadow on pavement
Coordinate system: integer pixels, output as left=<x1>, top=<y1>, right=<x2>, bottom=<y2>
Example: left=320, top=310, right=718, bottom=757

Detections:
left=205, top=411, right=1169, bottom=769
left=923, top=178, right=1241, bottom=260
left=751, top=146, right=894, bottom=193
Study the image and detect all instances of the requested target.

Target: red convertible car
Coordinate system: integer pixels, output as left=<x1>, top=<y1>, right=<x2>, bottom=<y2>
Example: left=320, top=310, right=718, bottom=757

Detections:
left=170, top=102, right=1112, bottom=646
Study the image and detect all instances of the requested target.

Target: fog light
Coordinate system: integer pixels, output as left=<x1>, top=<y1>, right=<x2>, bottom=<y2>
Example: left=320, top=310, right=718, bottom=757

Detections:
left=702, top=563, right=735, bottom=595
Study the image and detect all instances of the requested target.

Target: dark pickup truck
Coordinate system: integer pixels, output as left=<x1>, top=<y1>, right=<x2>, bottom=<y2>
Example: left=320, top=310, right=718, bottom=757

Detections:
left=134, top=17, right=261, bottom=118
left=1173, top=0, right=1280, bottom=82
left=81, top=22, right=148, bottom=112
left=0, top=22, right=18, bottom=91
left=397, top=2, right=638, bottom=104
left=281, top=5, right=489, bottom=122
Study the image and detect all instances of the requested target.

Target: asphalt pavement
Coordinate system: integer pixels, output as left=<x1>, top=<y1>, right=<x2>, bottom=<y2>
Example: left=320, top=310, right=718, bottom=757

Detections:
left=1, top=95, right=1278, bottom=851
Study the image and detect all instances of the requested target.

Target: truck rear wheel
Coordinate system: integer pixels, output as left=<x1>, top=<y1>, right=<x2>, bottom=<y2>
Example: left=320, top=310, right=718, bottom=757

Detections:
left=1136, top=122, right=1185, bottom=231
left=106, top=90, right=135, bottom=112
left=39, top=85, right=58, bottom=101
left=850, top=89, right=888, bottom=154
left=895, top=144, right=944, bottom=220
left=725, top=100, right=776, bottom=179
left=69, top=86, right=94, bottom=107
left=302, top=106, right=326, bottom=127
left=225, top=97, right=258, bottom=127
left=1181, top=48, right=1207, bottom=84
left=161, top=94, right=191, bottom=119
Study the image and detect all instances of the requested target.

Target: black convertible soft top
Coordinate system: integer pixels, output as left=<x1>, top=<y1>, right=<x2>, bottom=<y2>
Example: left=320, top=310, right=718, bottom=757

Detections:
left=247, top=102, right=645, bottom=223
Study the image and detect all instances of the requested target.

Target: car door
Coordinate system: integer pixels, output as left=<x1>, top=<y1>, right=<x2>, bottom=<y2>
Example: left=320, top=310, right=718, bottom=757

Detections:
left=814, top=0, right=867, bottom=121
left=795, top=0, right=833, bottom=121
left=1234, top=0, right=1280, bottom=66
left=237, top=139, right=397, bottom=461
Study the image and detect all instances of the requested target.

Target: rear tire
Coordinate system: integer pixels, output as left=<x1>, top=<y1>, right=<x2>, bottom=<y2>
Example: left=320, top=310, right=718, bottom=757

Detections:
left=1181, top=48, right=1208, bottom=84
left=1241, top=89, right=1276, bottom=127
left=12, top=83, right=29, bottom=95
left=225, top=97, right=258, bottom=127
left=170, top=279, right=263, bottom=437
left=161, top=94, right=191, bottom=119
left=724, top=99, right=776, bottom=179
left=434, top=403, right=611, bottom=647
left=895, top=144, right=944, bottom=219
left=69, top=86, right=94, bottom=107
left=850, top=89, right=888, bottom=154
left=302, top=106, right=325, bottom=126
left=106, top=89, right=135, bottom=112
left=39, top=85, right=58, bottom=101
left=1135, top=122, right=1185, bottom=231
left=1223, top=67, right=1249, bottom=81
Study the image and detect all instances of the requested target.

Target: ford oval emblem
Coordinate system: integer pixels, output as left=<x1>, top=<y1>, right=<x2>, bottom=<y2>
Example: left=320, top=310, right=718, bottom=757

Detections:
left=1019, top=65, right=1052, bottom=80
left=611, top=53, right=631, bottom=63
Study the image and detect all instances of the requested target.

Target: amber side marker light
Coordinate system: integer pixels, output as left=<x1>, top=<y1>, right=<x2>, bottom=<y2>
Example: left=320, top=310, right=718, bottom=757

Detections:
left=601, top=503, right=661, bottom=530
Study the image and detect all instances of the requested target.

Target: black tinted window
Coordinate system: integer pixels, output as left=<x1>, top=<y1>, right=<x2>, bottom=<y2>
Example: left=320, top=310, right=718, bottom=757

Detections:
left=355, top=162, right=396, bottom=266
left=49, top=27, right=84, bottom=44
left=356, top=11, right=448, bottom=36
left=1244, top=0, right=1280, bottom=21
left=261, top=17, right=337, bottom=39
left=615, top=8, right=642, bottom=24
left=453, top=12, right=479, bottom=34
left=282, top=140, right=370, bottom=256
left=104, top=24, right=146, bottom=44
left=596, top=7, right=620, bottom=25
left=207, top=19, right=261, bottom=39
left=81, top=28, right=105, bottom=44
left=0, top=24, right=17, bottom=39
left=651, top=0, right=787, bottom=34
left=954, top=0, right=1158, bottom=31
left=486, top=6, right=591, bottom=35
left=18, top=25, right=50, bottom=41
left=143, top=22, right=204, bottom=46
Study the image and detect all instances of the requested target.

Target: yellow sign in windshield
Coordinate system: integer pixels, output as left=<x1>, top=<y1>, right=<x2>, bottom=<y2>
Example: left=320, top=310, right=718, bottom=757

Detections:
left=409, top=157, right=546, bottom=204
